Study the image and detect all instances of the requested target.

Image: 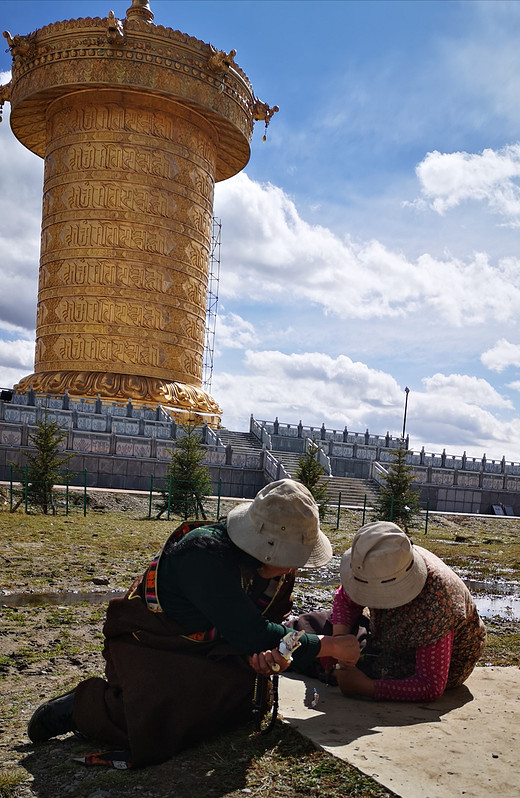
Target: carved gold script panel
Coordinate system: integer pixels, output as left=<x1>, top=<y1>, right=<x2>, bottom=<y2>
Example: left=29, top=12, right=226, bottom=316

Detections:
left=17, top=90, right=221, bottom=417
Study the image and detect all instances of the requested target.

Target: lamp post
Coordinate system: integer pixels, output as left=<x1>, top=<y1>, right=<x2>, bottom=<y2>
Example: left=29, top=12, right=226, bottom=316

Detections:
left=401, top=386, right=410, bottom=444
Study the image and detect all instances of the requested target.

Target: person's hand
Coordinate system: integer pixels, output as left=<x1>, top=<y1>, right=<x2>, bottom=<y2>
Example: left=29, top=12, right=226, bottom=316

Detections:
left=250, top=647, right=291, bottom=676
left=326, top=634, right=361, bottom=666
left=335, top=665, right=375, bottom=698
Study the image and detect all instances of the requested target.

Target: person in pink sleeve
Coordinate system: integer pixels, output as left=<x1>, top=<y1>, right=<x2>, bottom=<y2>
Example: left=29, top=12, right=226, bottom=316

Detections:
left=331, top=521, right=486, bottom=702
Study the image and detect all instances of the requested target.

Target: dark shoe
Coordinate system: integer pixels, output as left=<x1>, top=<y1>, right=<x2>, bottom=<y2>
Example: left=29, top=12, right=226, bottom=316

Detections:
left=28, top=689, right=76, bottom=743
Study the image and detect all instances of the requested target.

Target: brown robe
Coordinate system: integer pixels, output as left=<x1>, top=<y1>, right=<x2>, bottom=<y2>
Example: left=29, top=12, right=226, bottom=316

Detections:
left=72, top=534, right=295, bottom=767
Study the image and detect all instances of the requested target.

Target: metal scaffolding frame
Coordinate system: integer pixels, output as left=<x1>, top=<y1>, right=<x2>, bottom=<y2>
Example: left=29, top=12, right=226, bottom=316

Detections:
left=202, top=217, right=221, bottom=392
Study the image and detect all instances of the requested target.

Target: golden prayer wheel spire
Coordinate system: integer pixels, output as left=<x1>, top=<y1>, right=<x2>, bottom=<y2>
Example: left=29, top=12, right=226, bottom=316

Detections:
left=126, top=0, right=154, bottom=23
left=2, top=4, right=276, bottom=424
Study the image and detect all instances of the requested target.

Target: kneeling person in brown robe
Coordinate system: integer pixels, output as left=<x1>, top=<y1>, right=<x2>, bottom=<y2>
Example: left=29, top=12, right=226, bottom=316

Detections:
left=28, top=479, right=360, bottom=767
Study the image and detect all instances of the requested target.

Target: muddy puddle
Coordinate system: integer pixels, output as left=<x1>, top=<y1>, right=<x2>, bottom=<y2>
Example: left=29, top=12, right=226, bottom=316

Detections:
left=2, top=580, right=520, bottom=620
left=465, top=579, right=520, bottom=620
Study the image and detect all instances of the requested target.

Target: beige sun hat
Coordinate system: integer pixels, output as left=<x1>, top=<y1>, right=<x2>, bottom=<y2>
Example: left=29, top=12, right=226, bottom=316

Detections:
left=227, top=479, right=332, bottom=568
left=340, top=521, right=427, bottom=609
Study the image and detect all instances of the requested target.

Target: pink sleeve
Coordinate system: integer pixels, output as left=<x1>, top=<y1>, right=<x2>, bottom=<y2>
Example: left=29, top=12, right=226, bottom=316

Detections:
left=329, top=585, right=364, bottom=629
left=373, top=629, right=454, bottom=702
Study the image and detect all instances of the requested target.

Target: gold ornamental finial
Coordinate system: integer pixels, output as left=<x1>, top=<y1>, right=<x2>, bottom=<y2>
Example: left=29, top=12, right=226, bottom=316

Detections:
left=125, top=0, right=154, bottom=23
left=107, top=11, right=125, bottom=43
left=3, top=29, right=35, bottom=58
left=252, top=98, right=279, bottom=141
left=208, top=47, right=237, bottom=76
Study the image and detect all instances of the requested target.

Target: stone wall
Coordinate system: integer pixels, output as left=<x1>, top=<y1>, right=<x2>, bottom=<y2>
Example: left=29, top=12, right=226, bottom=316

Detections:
left=254, top=416, right=520, bottom=515
left=0, top=396, right=266, bottom=498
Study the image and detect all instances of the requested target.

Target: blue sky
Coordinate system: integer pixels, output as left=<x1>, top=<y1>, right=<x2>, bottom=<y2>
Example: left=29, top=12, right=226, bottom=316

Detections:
left=2, top=0, right=520, bottom=461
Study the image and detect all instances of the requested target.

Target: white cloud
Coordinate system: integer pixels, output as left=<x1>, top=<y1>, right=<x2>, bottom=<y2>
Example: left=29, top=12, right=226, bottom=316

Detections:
left=422, top=372, right=512, bottom=409
left=0, top=336, right=34, bottom=389
left=213, top=350, right=405, bottom=434
left=416, top=145, right=520, bottom=225
left=212, top=350, right=520, bottom=462
left=409, top=392, right=514, bottom=458
left=0, top=105, right=42, bottom=332
left=216, top=173, right=520, bottom=328
left=215, top=312, right=258, bottom=350
left=481, top=339, right=520, bottom=372
left=0, top=338, right=34, bottom=370
left=0, top=365, right=29, bottom=390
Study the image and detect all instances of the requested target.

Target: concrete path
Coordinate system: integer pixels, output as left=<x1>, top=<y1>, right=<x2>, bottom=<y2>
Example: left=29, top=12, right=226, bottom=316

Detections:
left=278, top=666, right=520, bottom=798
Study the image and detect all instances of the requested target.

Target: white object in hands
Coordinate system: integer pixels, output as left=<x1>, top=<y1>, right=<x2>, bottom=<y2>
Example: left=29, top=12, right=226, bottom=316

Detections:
left=279, top=629, right=304, bottom=661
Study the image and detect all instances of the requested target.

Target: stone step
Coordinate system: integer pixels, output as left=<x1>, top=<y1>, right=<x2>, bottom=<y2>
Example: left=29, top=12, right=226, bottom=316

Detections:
left=215, top=434, right=380, bottom=507
left=322, top=477, right=380, bottom=507
left=271, top=450, right=379, bottom=506
left=217, top=428, right=264, bottom=451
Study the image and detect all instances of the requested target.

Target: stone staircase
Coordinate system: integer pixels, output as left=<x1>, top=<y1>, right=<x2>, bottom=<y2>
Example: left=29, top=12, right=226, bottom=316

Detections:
left=215, top=429, right=380, bottom=507
left=216, top=428, right=264, bottom=452
left=320, top=475, right=380, bottom=508
left=269, top=449, right=302, bottom=477
left=268, top=448, right=379, bottom=506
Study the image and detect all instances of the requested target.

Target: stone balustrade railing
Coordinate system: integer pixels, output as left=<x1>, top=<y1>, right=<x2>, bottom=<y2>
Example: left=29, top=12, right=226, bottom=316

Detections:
left=253, top=416, right=520, bottom=477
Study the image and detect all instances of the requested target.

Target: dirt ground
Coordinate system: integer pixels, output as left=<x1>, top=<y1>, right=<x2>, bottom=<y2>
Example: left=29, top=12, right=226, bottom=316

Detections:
left=1, top=492, right=519, bottom=798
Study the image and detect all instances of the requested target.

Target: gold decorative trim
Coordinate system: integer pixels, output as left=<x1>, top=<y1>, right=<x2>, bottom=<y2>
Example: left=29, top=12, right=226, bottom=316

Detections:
left=14, top=371, right=222, bottom=419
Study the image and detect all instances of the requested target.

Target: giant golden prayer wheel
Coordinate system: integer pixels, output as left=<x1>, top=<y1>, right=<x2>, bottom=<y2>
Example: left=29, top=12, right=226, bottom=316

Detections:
left=1, top=1, right=276, bottom=424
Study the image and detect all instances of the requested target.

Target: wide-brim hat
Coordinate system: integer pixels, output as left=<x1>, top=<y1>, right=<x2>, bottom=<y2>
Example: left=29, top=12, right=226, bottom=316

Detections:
left=340, top=521, right=427, bottom=609
left=227, top=478, right=332, bottom=569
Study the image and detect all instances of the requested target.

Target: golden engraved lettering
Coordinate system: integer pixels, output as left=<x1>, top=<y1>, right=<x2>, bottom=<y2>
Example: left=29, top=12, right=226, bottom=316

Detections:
left=140, top=343, right=161, bottom=367
left=35, top=338, right=45, bottom=364
left=185, top=241, right=209, bottom=271
left=142, top=306, right=161, bottom=328
left=125, top=107, right=152, bottom=135
left=184, top=276, right=205, bottom=306
left=193, top=136, right=215, bottom=163
left=54, top=298, right=165, bottom=329
left=143, top=267, right=164, bottom=292
left=148, top=191, right=169, bottom=217
left=54, top=259, right=167, bottom=292
left=153, top=112, right=171, bottom=140
left=183, top=352, right=200, bottom=379
left=135, top=151, right=152, bottom=173
left=130, top=228, right=144, bottom=251
left=62, top=143, right=176, bottom=178
left=107, top=104, right=125, bottom=130
left=188, top=206, right=210, bottom=236
left=111, top=340, right=125, bottom=362
left=193, top=169, right=214, bottom=200
left=131, top=189, right=149, bottom=213
left=82, top=104, right=99, bottom=132
left=184, top=316, right=204, bottom=341
left=62, top=222, right=169, bottom=255
left=36, top=304, right=47, bottom=328
left=71, top=183, right=92, bottom=208
left=39, top=264, right=50, bottom=289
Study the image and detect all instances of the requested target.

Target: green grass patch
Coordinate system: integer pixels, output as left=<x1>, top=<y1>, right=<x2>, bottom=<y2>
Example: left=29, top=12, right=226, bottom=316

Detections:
left=481, top=626, right=520, bottom=666
left=0, top=769, right=26, bottom=798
